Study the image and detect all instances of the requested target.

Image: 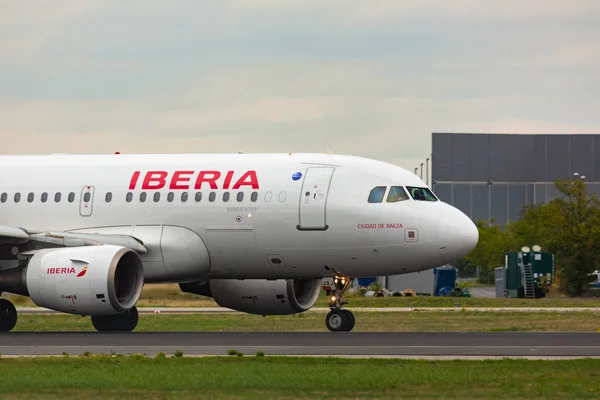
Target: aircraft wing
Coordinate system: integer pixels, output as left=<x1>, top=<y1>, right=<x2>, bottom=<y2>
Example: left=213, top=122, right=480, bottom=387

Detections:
left=0, top=225, right=147, bottom=253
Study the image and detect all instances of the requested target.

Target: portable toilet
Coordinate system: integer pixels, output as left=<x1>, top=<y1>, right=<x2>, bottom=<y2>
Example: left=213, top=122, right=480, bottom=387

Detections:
left=433, top=266, right=457, bottom=296
left=357, top=277, right=377, bottom=287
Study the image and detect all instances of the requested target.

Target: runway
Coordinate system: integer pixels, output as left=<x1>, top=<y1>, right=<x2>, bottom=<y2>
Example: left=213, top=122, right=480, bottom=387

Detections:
left=15, top=306, right=600, bottom=314
left=1, top=332, right=599, bottom=358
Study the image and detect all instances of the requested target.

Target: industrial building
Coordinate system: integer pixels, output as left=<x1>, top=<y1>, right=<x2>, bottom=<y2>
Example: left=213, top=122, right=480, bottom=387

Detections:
left=431, top=133, right=600, bottom=225
left=384, top=132, right=600, bottom=295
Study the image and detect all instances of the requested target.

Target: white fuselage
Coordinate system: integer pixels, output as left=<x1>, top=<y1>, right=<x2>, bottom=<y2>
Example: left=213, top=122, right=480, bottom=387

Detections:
left=0, top=153, right=478, bottom=282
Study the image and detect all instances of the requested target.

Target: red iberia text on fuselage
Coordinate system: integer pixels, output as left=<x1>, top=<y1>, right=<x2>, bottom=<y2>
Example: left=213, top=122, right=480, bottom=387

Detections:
left=128, top=170, right=259, bottom=191
left=47, top=267, right=75, bottom=275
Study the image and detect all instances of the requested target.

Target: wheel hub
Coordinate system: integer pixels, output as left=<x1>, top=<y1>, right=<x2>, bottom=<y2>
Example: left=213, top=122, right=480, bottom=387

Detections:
left=329, top=314, right=342, bottom=329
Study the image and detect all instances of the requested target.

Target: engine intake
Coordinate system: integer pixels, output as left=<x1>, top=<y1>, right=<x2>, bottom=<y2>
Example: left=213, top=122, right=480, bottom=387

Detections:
left=0, top=245, right=144, bottom=315
left=180, top=278, right=321, bottom=315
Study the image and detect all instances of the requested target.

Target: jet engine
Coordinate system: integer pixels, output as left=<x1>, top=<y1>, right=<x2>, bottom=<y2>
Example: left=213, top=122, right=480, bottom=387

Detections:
left=180, top=278, right=321, bottom=315
left=0, top=245, right=144, bottom=315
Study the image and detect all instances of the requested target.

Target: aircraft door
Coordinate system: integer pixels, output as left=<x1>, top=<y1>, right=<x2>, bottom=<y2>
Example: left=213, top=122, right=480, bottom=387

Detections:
left=297, top=166, right=334, bottom=230
left=79, top=186, right=95, bottom=217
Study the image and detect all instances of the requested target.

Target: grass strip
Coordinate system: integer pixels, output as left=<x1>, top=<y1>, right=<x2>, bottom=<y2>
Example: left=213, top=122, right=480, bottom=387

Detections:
left=0, top=356, right=599, bottom=399
left=5, top=286, right=600, bottom=308
left=11, top=311, right=600, bottom=332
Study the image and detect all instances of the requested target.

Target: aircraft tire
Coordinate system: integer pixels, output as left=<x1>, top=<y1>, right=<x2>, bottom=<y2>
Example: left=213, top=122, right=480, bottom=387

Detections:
left=0, top=299, right=17, bottom=332
left=91, top=306, right=139, bottom=332
left=326, top=309, right=354, bottom=332
left=342, top=309, right=355, bottom=331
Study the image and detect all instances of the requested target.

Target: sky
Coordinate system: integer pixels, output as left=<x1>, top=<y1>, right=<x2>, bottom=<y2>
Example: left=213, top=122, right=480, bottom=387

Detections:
left=1, top=0, right=599, bottom=172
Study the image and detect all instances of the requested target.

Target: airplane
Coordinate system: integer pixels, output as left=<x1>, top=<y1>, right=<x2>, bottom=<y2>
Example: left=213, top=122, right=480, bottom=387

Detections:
left=0, top=152, right=478, bottom=332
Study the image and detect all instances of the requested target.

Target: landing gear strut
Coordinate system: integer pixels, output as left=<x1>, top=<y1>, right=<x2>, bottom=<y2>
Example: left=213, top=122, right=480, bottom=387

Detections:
left=0, top=298, right=17, bottom=332
left=323, top=274, right=355, bottom=332
left=91, top=306, right=138, bottom=332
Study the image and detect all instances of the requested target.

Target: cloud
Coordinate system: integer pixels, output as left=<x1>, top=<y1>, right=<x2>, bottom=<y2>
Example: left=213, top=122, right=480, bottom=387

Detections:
left=452, top=119, right=600, bottom=135
left=0, top=1, right=599, bottom=174
left=229, top=0, right=600, bottom=24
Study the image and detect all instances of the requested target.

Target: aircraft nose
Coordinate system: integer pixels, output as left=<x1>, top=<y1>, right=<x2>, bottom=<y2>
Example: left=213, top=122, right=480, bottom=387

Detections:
left=437, top=205, right=479, bottom=262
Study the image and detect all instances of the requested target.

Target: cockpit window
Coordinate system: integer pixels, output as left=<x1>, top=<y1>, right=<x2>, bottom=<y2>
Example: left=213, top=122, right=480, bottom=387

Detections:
left=406, top=186, right=438, bottom=202
left=386, top=186, right=409, bottom=202
left=368, top=186, right=386, bottom=203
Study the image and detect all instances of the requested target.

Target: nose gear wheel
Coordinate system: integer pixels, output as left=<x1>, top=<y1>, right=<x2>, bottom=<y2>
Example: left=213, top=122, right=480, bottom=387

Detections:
left=322, top=272, right=355, bottom=332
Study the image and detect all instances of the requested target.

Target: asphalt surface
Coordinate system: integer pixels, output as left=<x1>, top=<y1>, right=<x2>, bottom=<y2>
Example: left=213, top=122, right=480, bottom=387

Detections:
left=16, top=307, right=600, bottom=314
left=469, top=287, right=497, bottom=298
left=1, top=332, right=599, bottom=358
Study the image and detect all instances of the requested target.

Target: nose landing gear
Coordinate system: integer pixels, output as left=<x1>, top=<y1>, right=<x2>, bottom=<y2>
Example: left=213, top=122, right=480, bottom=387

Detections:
left=322, top=274, right=355, bottom=332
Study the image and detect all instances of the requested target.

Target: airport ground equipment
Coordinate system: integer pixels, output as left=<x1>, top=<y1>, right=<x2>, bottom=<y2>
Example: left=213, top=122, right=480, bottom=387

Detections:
left=495, top=267, right=506, bottom=298
left=433, top=266, right=457, bottom=296
left=357, top=277, right=377, bottom=287
left=502, top=248, right=554, bottom=298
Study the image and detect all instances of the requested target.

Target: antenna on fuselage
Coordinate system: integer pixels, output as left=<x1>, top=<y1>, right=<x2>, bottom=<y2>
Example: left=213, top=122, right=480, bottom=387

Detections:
left=325, top=141, right=336, bottom=154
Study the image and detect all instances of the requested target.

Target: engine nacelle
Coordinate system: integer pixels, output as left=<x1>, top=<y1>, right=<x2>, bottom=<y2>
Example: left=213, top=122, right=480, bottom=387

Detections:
left=1, top=245, right=144, bottom=315
left=182, top=278, right=321, bottom=315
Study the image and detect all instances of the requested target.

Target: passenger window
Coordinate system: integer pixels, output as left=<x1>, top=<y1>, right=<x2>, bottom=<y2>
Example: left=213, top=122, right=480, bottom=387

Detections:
left=386, top=186, right=409, bottom=203
left=126, top=192, right=133, bottom=202
left=140, top=192, right=147, bottom=202
left=83, top=192, right=91, bottom=202
left=181, top=192, right=188, bottom=202
left=406, top=186, right=438, bottom=202
left=237, top=192, right=244, bottom=202
left=265, top=191, right=272, bottom=202
left=251, top=192, right=258, bottom=202
left=368, top=186, right=386, bottom=203
left=68, top=192, right=75, bottom=202
left=223, top=192, right=230, bottom=202
left=1, top=193, right=7, bottom=203
left=41, top=192, right=48, bottom=203
left=167, top=192, right=174, bottom=202
left=209, top=192, right=216, bottom=202
left=105, top=192, right=112, bottom=203
left=195, top=192, right=202, bottom=202
left=54, top=192, right=61, bottom=202
left=14, top=193, right=21, bottom=203
left=27, top=192, right=34, bottom=203
left=153, top=192, right=160, bottom=202
left=279, top=191, right=286, bottom=202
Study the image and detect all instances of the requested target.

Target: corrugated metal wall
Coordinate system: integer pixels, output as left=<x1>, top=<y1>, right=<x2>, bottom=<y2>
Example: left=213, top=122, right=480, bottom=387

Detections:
left=431, top=133, right=600, bottom=224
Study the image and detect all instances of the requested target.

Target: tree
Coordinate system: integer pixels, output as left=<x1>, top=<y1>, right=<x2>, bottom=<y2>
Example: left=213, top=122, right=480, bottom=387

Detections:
left=541, top=179, right=600, bottom=296
left=465, top=219, right=513, bottom=284
left=462, top=177, right=600, bottom=296
left=509, top=203, right=554, bottom=249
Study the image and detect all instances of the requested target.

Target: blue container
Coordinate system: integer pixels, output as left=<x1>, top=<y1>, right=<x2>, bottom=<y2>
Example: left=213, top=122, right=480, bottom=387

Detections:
left=357, top=277, right=377, bottom=287
left=433, top=266, right=457, bottom=296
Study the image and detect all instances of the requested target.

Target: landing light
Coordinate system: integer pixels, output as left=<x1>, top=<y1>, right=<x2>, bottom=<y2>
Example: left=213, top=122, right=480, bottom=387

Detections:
left=248, top=213, right=252, bottom=218
left=330, top=296, right=336, bottom=302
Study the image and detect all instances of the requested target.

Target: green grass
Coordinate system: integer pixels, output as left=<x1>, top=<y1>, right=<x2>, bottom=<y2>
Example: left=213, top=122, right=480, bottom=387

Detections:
left=11, top=311, right=600, bottom=332
left=0, top=356, right=599, bottom=399
left=3, top=283, right=600, bottom=308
